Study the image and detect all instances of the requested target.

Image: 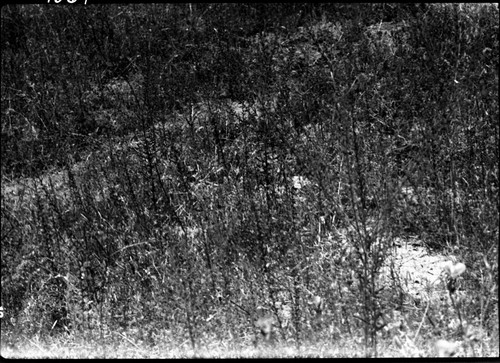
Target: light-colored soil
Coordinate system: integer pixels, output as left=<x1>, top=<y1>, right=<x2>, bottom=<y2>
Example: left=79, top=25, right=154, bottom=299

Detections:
left=383, top=239, right=457, bottom=300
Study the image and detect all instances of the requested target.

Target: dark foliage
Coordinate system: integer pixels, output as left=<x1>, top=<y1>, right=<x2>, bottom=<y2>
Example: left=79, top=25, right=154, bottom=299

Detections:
left=1, top=3, right=498, bottom=356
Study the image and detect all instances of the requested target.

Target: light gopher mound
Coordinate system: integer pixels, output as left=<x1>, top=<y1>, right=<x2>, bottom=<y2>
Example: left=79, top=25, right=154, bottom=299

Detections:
left=380, top=238, right=460, bottom=302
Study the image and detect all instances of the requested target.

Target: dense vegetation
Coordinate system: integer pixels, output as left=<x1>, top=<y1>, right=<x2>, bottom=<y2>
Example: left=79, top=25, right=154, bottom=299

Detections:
left=1, top=3, right=498, bottom=357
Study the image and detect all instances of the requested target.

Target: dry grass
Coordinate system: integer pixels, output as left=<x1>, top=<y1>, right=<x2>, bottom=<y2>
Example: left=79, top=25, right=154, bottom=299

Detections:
left=2, top=329, right=498, bottom=358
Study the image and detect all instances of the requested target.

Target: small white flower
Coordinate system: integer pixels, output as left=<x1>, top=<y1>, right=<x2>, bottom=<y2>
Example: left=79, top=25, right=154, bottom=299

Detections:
left=435, top=339, right=460, bottom=357
left=311, top=295, right=323, bottom=313
left=292, top=175, right=310, bottom=190
left=443, top=261, right=466, bottom=278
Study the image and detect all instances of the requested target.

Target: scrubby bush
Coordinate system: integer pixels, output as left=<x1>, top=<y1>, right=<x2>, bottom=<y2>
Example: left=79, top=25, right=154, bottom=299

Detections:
left=1, top=3, right=498, bottom=358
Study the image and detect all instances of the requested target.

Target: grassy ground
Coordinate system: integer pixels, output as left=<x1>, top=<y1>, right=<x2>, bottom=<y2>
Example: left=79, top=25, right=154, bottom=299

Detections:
left=1, top=221, right=497, bottom=359
left=1, top=327, right=498, bottom=358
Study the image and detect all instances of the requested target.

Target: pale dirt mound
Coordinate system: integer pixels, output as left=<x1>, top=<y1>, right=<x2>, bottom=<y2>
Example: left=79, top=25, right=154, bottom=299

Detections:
left=381, top=238, right=459, bottom=302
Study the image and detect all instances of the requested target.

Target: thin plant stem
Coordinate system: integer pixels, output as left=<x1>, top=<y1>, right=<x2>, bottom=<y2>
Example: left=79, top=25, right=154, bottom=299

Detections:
left=414, top=300, right=430, bottom=341
left=449, top=289, right=464, bottom=335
